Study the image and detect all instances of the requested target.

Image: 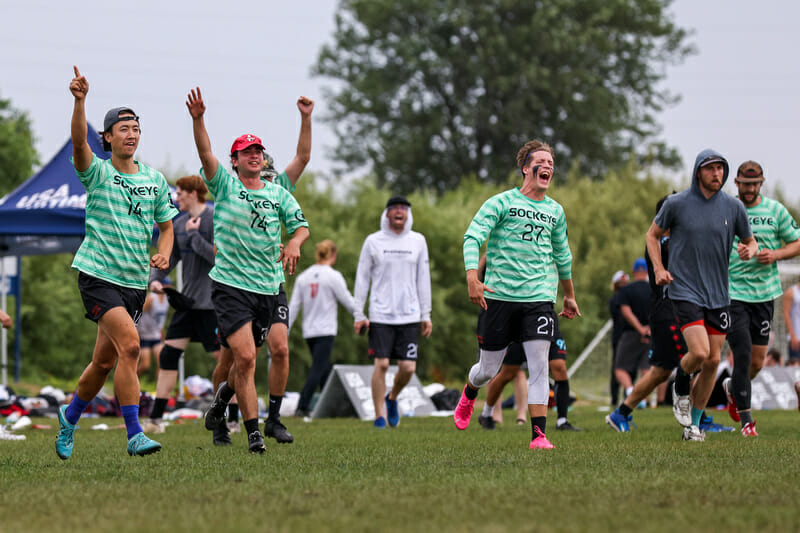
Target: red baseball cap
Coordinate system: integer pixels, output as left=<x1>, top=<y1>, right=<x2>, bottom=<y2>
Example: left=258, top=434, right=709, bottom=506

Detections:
left=230, top=134, right=264, bottom=156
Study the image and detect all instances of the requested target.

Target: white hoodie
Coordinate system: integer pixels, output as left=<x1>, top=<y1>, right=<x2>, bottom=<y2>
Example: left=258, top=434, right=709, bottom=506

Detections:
left=288, top=264, right=358, bottom=338
left=353, top=207, right=432, bottom=324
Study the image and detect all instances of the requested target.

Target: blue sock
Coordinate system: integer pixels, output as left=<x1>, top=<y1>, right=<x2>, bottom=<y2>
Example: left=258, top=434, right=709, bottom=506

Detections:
left=65, top=395, right=91, bottom=425
left=691, top=406, right=703, bottom=427
left=121, top=404, right=143, bottom=440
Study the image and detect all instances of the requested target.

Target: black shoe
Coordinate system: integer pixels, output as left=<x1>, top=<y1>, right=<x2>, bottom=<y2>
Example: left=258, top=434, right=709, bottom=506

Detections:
left=264, top=418, right=294, bottom=443
left=213, top=421, right=232, bottom=446
left=248, top=430, right=266, bottom=454
left=205, top=382, right=229, bottom=431
left=556, top=421, right=582, bottom=431
left=478, top=415, right=496, bottom=430
left=294, top=408, right=310, bottom=418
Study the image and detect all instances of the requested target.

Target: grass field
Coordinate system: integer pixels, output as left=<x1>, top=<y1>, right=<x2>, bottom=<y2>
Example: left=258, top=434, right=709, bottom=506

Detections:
left=1, top=406, right=799, bottom=533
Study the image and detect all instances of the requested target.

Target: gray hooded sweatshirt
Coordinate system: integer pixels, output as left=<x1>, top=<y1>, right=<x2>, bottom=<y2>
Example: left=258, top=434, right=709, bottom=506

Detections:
left=653, top=149, right=751, bottom=309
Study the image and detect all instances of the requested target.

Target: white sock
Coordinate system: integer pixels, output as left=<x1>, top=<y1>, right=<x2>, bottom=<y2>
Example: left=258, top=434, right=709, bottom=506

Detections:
left=481, top=403, right=494, bottom=417
left=557, top=417, right=567, bottom=426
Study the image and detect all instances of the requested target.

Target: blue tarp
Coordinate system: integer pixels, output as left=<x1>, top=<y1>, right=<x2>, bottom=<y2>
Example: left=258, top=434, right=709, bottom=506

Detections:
left=0, top=124, right=108, bottom=256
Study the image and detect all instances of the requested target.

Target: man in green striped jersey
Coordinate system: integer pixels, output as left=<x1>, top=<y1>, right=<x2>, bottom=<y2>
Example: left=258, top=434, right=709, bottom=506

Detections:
left=56, top=66, right=178, bottom=460
left=454, top=140, right=580, bottom=450
left=723, top=161, right=800, bottom=436
left=186, top=87, right=310, bottom=454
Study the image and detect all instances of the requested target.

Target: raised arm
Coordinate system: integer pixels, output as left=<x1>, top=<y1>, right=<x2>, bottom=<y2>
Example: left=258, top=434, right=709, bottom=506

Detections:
left=283, top=96, right=313, bottom=185
left=186, top=87, right=219, bottom=180
left=69, top=66, right=93, bottom=172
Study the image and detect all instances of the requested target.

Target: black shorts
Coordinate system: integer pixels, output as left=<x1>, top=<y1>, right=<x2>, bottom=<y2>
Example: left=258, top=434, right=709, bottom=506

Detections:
left=212, top=281, right=277, bottom=349
left=649, top=317, right=686, bottom=370
left=78, top=272, right=145, bottom=324
left=671, top=299, right=730, bottom=336
left=477, top=299, right=557, bottom=350
left=165, top=308, right=221, bottom=352
left=730, top=300, right=774, bottom=346
left=140, top=338, right=162, bottom=349
left=614, top=330, right=651, bottom=373
left=368, top=323, right=419, bottom=361
left=271, top=284, right=289, bottom=327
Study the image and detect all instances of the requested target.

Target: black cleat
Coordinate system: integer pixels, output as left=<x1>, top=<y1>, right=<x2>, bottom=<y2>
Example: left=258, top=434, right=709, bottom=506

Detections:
left=478, top=415, right=496, bottom=430
left=248, top=431, right=266, bottom=454
left=556, top=421, right=583, bottom=431
left=204, top=382, right=230, bottom=431
left=213, top=421, right=232, bottom=446
left=264, top=418, right=294, bottom=443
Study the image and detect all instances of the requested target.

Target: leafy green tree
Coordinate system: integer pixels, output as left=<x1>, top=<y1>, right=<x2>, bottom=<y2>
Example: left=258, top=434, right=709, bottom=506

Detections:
left=314, top=0, right=692, bottom=193
left=0, top=96, right=38, bottom=196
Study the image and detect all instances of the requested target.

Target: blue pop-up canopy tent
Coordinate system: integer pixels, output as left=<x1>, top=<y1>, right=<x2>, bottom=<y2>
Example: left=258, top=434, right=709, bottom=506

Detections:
left=0, top=125, right=108, bottom=384
left=0, top=124, right=108, bottom=256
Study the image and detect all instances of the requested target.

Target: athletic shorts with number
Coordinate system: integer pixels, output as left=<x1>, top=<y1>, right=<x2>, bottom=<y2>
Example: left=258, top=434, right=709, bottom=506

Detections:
left=368, top=323, right=419, bottom=360
left=165, top=309, right=221, bottom=352
left=729, top=300, right=774, bottom=346
left=212, top=281, right=277, bottom=349
left=271, top=284, right=289, bottom=327
left=502, top=327, right=565, bottom=366
left=78, top=272, right=145, bottom=324
left=671, top=299, right=729, bottom=335
left=649, top=316, right=686, bottom=370
left=477, top=299, right=556, bottom=350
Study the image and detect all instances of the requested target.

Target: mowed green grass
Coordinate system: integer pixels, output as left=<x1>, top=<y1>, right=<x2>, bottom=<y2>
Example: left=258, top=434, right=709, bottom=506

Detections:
left=1, top=406, right=799, bottom=533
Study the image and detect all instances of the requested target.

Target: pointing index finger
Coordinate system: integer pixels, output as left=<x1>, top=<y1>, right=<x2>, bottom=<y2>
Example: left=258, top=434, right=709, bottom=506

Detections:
left=73, top=65, right=81, bottom=77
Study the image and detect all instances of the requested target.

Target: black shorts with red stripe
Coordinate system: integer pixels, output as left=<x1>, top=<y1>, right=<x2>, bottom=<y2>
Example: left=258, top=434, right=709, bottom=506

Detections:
left=671, top=299, right=730, bottom=336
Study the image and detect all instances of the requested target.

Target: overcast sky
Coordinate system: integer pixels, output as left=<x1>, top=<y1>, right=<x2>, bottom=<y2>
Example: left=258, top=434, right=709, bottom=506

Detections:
left=1, top=0, right=799, bottom=204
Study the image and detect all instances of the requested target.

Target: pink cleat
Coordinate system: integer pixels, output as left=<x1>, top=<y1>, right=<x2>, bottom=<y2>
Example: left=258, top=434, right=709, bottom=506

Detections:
left=741, top=421, right=758, bottom=437
left=529, top=426, right=555, bottom=449
left=453, top=386, right=475, bottom=430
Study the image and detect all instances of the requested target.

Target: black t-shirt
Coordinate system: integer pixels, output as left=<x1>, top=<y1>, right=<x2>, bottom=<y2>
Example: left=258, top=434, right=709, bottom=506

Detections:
left=618, top=280, right=651, bottom=332
left=608, top=291, right=626, bottom=347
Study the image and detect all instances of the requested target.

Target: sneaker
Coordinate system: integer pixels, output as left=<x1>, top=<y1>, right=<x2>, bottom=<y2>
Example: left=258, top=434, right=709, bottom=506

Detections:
left=385, top=394, right=400, bottom=427
left=699, top=413, right=734, bottom=432
left=227, top=420, right=241, bottom=434
left=741, top=421, right=758, bottom=437
left=374, top=416, right=387, bottom=429
left=671, top=382, right=691, bottom=426
left=478, top=415, right=496, bottom=430
left=605, top=409, right=631, bottom=433
left=556, top=421, right=582, bottom=431
left=0, top=426, right=25, bottom=441
left=681, top=425, right=705, bottom=442
left=141, top=419, right=166, bottom=434
left=529, top=427, right=555, bottom=449
left=248, top=430, right=266, bottom=454
left=723, top=377, right=740, bottom=422
left=213, top=421, right=232, bottom=446
left=127, top=432, right=162, bottom=456
left=264, top=418, right=294, bottom=443
left=55, top=405, right=76, bottom=460
left=204, top=382, right=230, bottom=431
left=453, top=386, right=475, bottom=430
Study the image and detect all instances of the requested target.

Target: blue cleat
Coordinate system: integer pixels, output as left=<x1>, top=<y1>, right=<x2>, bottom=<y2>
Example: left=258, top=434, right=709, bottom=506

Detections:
left=605, top=409, right=632, bottom=432
left=699, top=412, right=734, bottom=432
left=385, top=394, right=400, bottom=427
left=374, top=416, right=387, bottom=429
left=127, top=432, right=162, bottom=457
left=55, top=405, right=76, bottom=460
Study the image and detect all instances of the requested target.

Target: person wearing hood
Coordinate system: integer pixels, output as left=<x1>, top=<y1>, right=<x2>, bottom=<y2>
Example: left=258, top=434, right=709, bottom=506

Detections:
left=453, top=139, right=580, bottom=450
left=353, top=195, right=433, bottom=429
left=646, top=150, right=757, bottom=442
left=722, top=160, right=800, bottom=436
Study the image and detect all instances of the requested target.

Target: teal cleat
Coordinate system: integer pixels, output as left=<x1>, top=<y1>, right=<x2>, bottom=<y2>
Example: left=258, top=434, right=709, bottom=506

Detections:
left=127, top=432, right=162, bottom=457
left=55, top=405, right=76, bottom=460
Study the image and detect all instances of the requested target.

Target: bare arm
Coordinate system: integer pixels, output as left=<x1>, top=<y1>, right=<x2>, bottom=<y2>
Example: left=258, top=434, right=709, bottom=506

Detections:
left=757, top=238, right=800, bottom=265
left=69, top=66, right=92, bottom=172
left=279, top=226, right=309, bottom=276
left=736, top=236, right=758, bottom=261
left=283, top=96, right=314, bottom=185
left=645, top=222, right=671, bottom=286
left=186, top=88, right=219, bottom=180
left=151, top=221, right=174, bottom=270
left=558, top=278, right=581, bottom=319
left=784, top=287, right=799, bottom=351
left=620, top=304, right=650, bottom=338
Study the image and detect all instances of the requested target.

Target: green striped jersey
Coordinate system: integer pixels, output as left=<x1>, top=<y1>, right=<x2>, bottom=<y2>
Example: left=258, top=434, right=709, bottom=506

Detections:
left=270, top=171, right=295, bottom=193
left=71, top=155, right=178, bottom=289
left=729, top=195, right=800, bottom=302
left=203, top=165, right=308, bottom=295
left=464, top=188, right=572, bottom=302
